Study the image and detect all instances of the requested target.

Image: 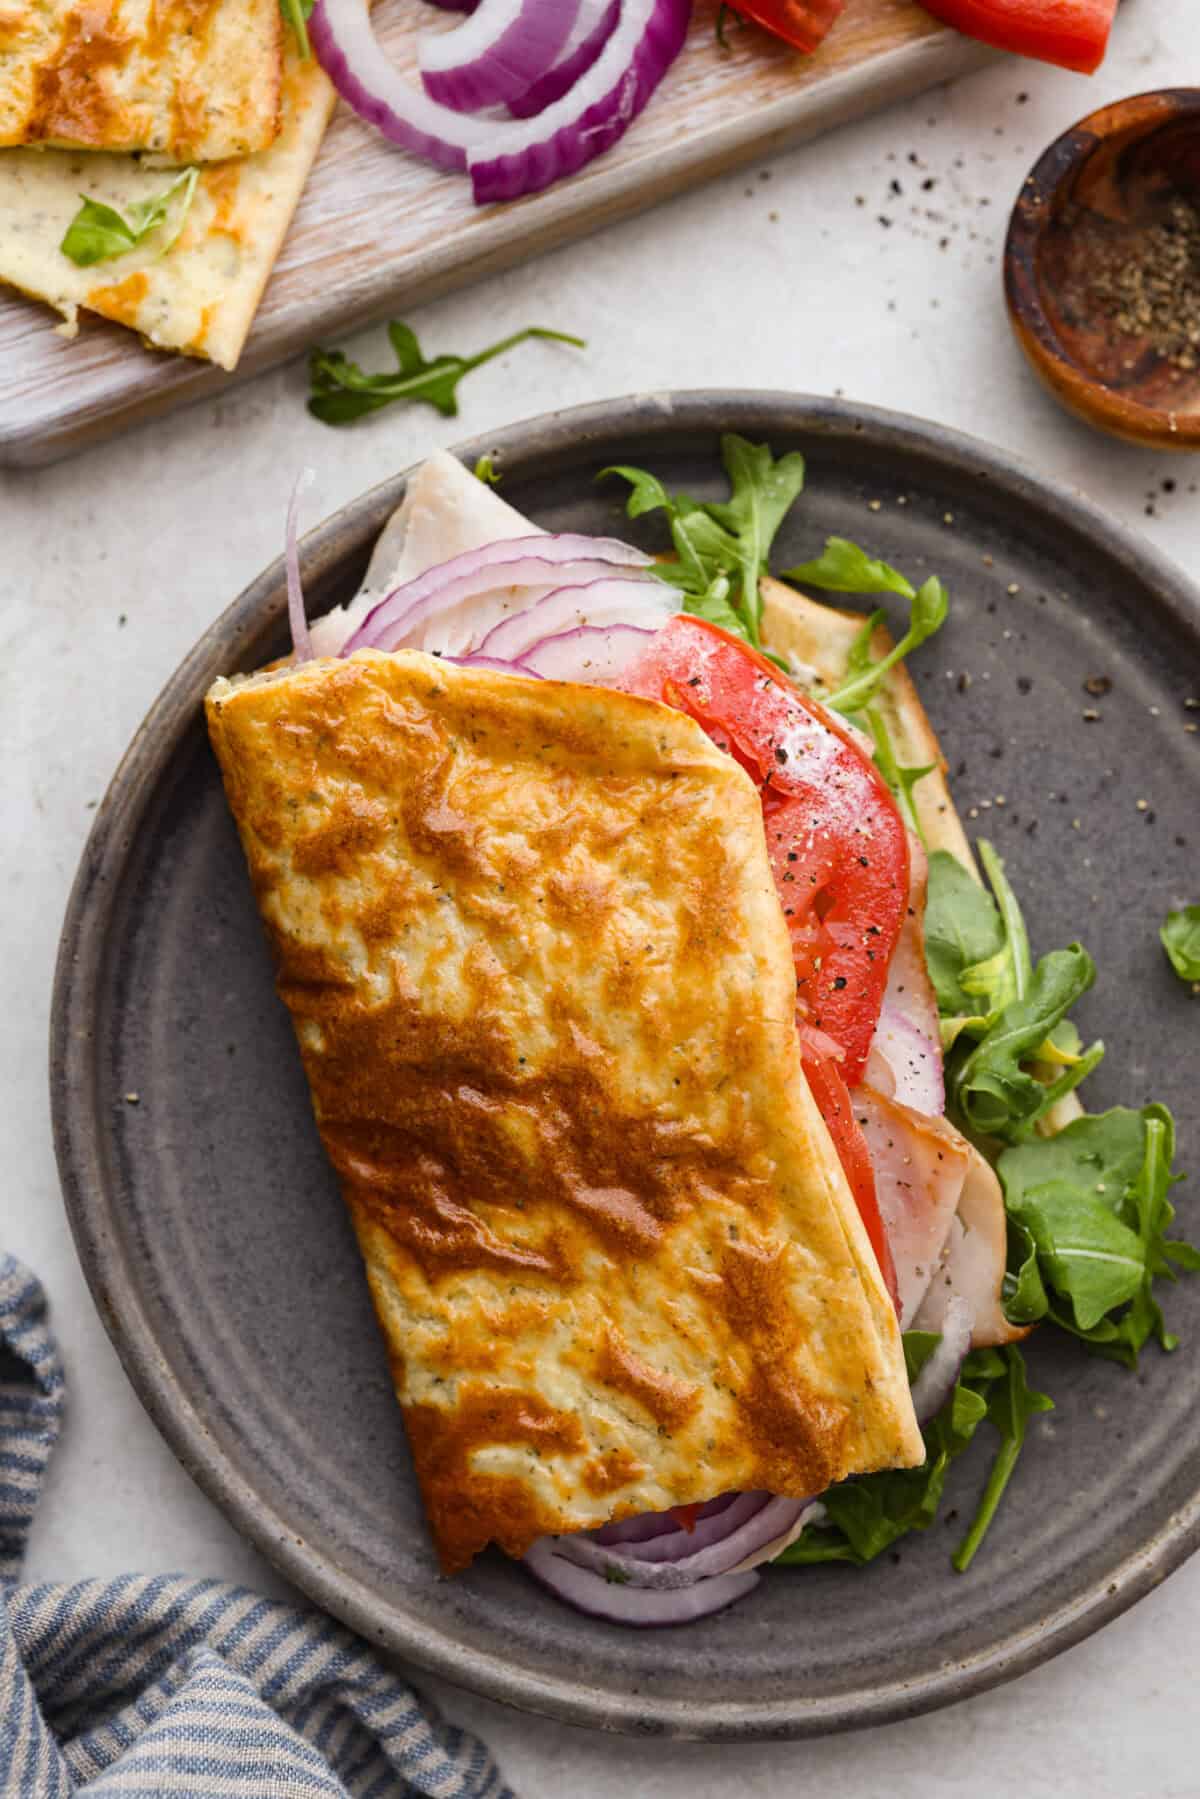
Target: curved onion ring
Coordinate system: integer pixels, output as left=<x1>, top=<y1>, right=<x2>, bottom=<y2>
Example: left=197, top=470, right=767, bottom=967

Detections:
left=309, top=0, right=690, bottom=203
left=507, top=0, right=620, bottom=118
left=524, top=1539, right=759, bottom=1626
left=479, top=575, right=672, bottom=658
left=420, top=0, right=579, bottom=114
left=342, top=534, right=651, bottom=657
left=285, top=468, right=315, bottom=663
left=556, top=1495, right=813, bottom=1589
left=518, top=623, right=657, bottom=682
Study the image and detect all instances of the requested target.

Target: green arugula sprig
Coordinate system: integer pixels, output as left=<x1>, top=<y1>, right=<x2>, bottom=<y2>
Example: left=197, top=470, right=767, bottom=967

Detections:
left=778, top=1337, right=1051, bottom=1571
left=786, top=542, right=949, bottom=716
left=1161, top=905, right=1200, bottom=985
left=924, top=847, right=1197, bottom=1365
left=1001, top=1107, right=1200, bottom=1366
left=308, top=321, right=584, bottom=427
left=279, top=0, right=313, bottom=56
left=60, top=167, right=198, bottom=268
left=864, top=707, right=934, bottom=843
left=925, top=842, right=1103, bottom=1141
left=602, top=436, right=806, bottom=647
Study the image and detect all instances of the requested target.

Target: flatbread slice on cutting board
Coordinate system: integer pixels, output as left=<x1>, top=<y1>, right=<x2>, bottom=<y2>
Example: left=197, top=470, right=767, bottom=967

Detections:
left=0, top=0, right=283, bottom=159
left=0, top=35, right=332, bottom=367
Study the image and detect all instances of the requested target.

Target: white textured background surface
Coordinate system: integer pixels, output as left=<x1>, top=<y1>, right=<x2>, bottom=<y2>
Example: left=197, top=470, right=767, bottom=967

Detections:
left=3, top=2, right=1198, bottom=1792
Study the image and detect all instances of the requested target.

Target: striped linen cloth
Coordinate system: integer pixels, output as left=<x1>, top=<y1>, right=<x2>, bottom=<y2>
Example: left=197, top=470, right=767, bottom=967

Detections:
left=0, top=1254, right=513, bottom=1798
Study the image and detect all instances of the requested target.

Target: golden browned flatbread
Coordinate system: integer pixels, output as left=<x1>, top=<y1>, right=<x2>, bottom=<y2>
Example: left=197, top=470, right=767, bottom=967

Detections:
left=0, top=0, right=281, bottom=159
left=0, top=39, right=333, bottom=367
left=206, top=650, right=923, bottom=1573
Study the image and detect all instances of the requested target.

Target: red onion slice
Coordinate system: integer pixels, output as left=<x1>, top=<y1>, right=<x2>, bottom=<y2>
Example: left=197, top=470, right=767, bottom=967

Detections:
left=420, top=0, right=580, bottom=113
left=910, top=1295, right=973, bottom=1423
left=470, top=0, right=689, bottom=203
left=518, top=623, right=658, bottom=683
left=286, top=468, right=315, bottom=664
left=507, top=0, right=619, bottom=118
left=440, top=652, right=543, bottom=675
left=342, top=534, right=651, bottom=658
left=588, top=1494, right=770, bottom=1567
left=556, top=1494, right=811, bottom=1588
left=872, top=1000, right=944, bottom=1117
left=309, top=0, right=690, bottom=204
left=480, top=575, right=675, bottom=659
left=593, top=1494, right=738, bottom=1547
left=524, top=1539, right=759, bottom=1626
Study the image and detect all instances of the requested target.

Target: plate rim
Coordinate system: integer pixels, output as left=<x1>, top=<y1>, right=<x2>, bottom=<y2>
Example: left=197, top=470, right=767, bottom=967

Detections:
left=50, top=390, right=1200, bottom=1741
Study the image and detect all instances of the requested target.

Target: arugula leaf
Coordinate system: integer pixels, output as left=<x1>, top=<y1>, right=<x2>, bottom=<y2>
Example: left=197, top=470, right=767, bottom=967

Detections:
left=784, top=536, right=917, bottom=599
left=999, top=1106, right=1200, bottom=1365
left=864, top=706, right=934, bottom=842
left=948, top=944, right=1099, bottom=1142
left=308, top=322, right=584, bottom=426
left=819, top=577, right=949, bottom=715
left=279, top=0, right=313, bottom=56
left=704, top=437, right=807, bottom=642
left=602, top=435, right=805, bottom=647
left=473, top=453, right=501, bottom=487
left=777, top=1339, right=1049, bottom=1571
left=1005, top=1181, right=1146, bottom=1330
left=925, top=842, right=1104, bottom=1136
left=951, top=1346, right=1053, bottom=1571
left=1161, top=905, right=1200, bottom=984
left=924, top=851, right=1006, bottom=1019
left=60, top=167, right=198, bottom=268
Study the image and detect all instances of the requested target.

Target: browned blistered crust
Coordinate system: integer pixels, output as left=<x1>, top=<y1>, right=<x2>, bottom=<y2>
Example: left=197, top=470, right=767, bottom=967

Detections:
left=206, top=651, right=922, bottom=1573
left=0, top=0, right=281, bottom=159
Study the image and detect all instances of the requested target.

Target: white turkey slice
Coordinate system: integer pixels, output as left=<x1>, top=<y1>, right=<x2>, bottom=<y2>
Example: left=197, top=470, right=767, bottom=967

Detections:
left=308, top=449, right=542, bottom=656
left=912, top=1146, right=1027, bottom=1348
left=853, top=1086, right=970, bottom=1331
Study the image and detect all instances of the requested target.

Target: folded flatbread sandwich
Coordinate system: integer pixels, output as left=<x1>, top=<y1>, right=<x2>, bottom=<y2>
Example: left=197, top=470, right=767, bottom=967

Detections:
left=206, top=452, right=1023, bottom=1618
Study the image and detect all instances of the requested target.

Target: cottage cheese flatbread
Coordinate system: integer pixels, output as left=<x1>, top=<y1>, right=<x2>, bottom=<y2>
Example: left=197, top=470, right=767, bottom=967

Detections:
left=207, top=651, right=923, bottom=1573
left=0, top=38, right=332, bottom=367
left=0, top=0, right=281, bottom=159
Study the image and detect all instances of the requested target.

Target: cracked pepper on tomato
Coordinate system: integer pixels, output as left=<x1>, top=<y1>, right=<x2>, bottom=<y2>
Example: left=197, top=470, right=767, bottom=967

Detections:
left=620, top=613, right=908, bottom=1304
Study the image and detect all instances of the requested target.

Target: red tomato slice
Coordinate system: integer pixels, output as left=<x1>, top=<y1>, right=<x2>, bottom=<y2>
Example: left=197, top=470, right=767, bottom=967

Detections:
left=670, top=1504, right=703, bottom=1532
left=621, top=615, right=910, bottom=1087
left=726, top=0, right=845, bottom=54
left=917, top=0, right=1116, bottom=73
left=621, top=616, right=908, bottom=1309
left=802, top=1050, right=899, bottom=1309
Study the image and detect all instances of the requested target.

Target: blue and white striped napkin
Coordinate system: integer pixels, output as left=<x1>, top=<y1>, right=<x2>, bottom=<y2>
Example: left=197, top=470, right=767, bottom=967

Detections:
left=0, top=1254, right=513, bottom=1798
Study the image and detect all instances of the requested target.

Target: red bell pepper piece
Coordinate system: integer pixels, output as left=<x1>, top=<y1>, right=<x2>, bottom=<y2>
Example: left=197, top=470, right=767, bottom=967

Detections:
left=917, top=0, right=1117, bottom=74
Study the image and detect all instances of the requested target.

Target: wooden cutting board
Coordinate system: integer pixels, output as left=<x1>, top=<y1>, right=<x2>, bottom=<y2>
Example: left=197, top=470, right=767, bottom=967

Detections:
left=0, top=2, right=991, bottom=468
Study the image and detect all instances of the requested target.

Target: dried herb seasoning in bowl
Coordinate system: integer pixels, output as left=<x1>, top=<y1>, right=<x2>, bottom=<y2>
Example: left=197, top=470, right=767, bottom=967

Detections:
left=1005, top=88, right=1200, bottom=448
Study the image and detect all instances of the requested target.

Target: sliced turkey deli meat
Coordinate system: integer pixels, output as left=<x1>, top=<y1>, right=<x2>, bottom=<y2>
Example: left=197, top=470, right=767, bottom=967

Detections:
left=853, top=1088, right=969, bottom=1330
left=206, top=651, right=923, bottom=1575
left=913, top=1147, right=1027, bottom=1349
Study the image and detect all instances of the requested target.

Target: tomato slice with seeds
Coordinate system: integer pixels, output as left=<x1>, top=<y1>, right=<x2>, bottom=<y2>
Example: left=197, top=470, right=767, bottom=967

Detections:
left=621, top=616, right=910, bottom=1085
left=621, top=616, right=908, bottom=1308
left=800, top=1049, right=898, bottom=1307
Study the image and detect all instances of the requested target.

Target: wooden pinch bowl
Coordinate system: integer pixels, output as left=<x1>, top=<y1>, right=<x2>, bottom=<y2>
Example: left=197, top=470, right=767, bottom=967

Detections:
left=1005, top=88, right=1200, bottom=449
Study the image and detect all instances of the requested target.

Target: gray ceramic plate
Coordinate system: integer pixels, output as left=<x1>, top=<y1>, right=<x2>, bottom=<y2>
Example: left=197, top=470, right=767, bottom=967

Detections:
left=52, top=394, right=1200, bottom=1741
